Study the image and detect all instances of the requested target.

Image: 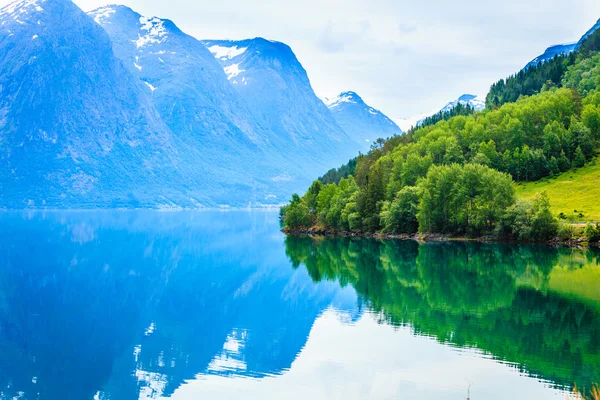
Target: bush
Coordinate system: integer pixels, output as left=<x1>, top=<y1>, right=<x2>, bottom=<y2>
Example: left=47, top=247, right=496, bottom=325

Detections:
left=557, top=221, right=576, bottom=241
left=497, top=192, right=559, bottom=242
left=584, top=222, right=600, bottom=242
left=283, top=194, right=312, bottom=229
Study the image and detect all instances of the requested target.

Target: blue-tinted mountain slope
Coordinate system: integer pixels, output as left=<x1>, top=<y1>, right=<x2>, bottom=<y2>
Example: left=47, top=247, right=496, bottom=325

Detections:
left=324, top=91, right=402, bottom=149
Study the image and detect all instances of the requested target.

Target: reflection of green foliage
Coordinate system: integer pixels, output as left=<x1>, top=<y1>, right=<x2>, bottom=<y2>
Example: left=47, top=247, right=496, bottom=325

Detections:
left=416, top=243, right=518, bottom=316
left=285, top=237, right=600, bottom=392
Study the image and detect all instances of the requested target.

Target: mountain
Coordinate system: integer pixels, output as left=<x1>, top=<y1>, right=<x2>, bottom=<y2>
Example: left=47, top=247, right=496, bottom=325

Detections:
left=395, top=94, right=485, bottom=131
left=89, top=5, right=266, bottom=149
left=323, top=91, right=402, bottom=149
left=0, top=0, right=360, bottom=208
left=525, top=18, right=600, bottom=69
left=202, top=38, right=358, bottom=166
left=0, top=0, right=190, bottom=208
left=88, top=5, right=303, bottom=206
left=580, top=18, right=600, bottom=44
left=525, top=43, right=577, bottom=70
left=438, top=93, right=485, bottom=113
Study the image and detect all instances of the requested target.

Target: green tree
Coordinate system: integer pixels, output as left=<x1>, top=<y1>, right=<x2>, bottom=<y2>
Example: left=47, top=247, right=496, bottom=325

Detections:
left=380, top=186, right=420, bottom=234
left=497, top=192, right=558, bottom=241
left=529, top=192, right=559, bottom=241
left=283, top=194, right=312, bottom=229
left=582, top=103, right=600, bottom=140
left=305, top=181, right=323, bottom=213
left=573, top=146, right=586, bottom=168
left=418, top=164, right=516, bottom=234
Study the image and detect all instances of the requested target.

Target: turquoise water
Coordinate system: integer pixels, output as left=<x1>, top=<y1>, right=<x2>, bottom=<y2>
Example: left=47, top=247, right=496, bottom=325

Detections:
left=0, top=211, right=598, bottom=399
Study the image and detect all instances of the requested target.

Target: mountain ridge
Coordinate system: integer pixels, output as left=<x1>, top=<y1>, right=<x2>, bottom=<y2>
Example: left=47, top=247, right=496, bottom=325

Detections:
left=0, top=0, right=363, bottom=208
left=395, top=93, right=484, bottom=132
left=202, top=38, right=358, bottom=160
left=323, top=91, right=402, bottom=148
left=525, top=17, right=600, bottom=69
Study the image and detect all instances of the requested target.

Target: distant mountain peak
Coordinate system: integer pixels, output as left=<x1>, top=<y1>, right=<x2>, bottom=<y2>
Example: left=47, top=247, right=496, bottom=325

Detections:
left=457, top=94, right=478, bottom=102
left=525, top=17, right=600, bottom=69
left=90, top=6, right=174, bottom=49
left=442, top=94, right=485, bottom=111
left=324, top=91, right=365, bottom=108
left=579, top=18, right=600, bottom=43
left=325, top=91, right=402, bottom=148
left=202, top=37, right=309, bottom=89
left=395, top=93, right=484, bottom=132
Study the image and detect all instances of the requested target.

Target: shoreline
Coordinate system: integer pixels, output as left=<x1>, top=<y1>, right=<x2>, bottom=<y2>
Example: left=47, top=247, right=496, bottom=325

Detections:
left=281, top=227, right=598, bottom=248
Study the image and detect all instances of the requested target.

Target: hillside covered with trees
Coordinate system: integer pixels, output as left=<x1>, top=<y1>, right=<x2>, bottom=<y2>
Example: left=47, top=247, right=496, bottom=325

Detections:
left=281, top=28, right=600, bottom=242
left=486, top=24, right=600, bottom=109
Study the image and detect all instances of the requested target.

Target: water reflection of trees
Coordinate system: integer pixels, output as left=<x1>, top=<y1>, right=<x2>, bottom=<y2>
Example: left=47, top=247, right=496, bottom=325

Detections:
left=285, top=236, right=600, bottom=393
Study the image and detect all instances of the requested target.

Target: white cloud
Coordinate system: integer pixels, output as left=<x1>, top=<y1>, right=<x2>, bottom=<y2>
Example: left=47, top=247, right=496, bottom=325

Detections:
left=2, top=0, right=600, bottom=118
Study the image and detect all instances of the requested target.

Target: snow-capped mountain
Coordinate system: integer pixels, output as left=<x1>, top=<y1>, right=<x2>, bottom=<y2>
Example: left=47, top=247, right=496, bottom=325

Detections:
left=524, top=43, right=577, bottom=70
left=525, top=18, right=600, bottom=69
left=89, top=5, right=300, bottom=205
left=0, top=0, right=362, bottom=208
left=324, top=91, right=402, bottom=149
left=438, top=94, right=485, bottom=113
left=202, top=39, right=357, bottom=159
left=0, top=0, right=188, bottom=208
left=395, top=94, right=485, bottom=131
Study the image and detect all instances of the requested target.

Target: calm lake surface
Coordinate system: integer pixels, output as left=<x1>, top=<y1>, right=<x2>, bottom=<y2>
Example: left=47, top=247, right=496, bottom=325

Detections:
left=0, top=211, right=599, bottom=400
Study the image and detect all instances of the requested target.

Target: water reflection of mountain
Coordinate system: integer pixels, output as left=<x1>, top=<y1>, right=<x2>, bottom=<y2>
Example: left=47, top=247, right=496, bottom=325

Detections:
left=285, top=236, right=600, bottom=394
left=0, top=212, right=357, bottom=400
left=2, top=212, right=599, bottom=400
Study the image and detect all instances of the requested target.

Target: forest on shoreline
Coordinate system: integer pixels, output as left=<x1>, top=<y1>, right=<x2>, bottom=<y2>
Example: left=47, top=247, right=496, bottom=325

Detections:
left=281, top=25, right=600, bottom=244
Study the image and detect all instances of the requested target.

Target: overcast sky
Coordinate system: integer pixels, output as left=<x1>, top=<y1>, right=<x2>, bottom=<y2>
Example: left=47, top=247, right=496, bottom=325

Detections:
left=4, top=0, right=600, bottom=119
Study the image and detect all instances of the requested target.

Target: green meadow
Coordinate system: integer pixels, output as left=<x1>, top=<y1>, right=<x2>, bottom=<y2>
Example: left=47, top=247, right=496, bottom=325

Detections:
left=517, top=158, right=600, bottom=222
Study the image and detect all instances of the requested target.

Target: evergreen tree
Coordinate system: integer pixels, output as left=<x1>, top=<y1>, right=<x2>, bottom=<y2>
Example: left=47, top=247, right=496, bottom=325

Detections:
left=573, top=146, right=586, bottom=168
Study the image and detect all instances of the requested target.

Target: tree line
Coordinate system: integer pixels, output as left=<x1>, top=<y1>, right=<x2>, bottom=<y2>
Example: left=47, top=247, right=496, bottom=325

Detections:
left=282, top=47, right=600, bottom=239
left=486, top=23, right=600, bottom=109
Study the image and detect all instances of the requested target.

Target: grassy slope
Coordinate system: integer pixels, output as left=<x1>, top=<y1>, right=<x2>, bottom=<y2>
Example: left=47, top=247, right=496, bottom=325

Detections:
left=516, top=158, right=600, bottom=222
left=548, top=264, right=600, bottom=313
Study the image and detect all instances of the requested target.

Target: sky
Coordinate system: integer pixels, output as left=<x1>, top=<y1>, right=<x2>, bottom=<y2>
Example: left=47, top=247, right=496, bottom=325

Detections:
left=3, top=0, right=600, bottom=120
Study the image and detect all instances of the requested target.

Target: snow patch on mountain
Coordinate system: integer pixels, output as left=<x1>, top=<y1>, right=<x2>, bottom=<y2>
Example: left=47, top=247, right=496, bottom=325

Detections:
left=134, top=16, right=167, bottom=48
left=325, top=92, right=358, bottom=108
left=143, top=81, right=156, bottom=91
left=208, top=44, right=247, bottom=60
left=203, top=37, right=359, bottom=168
left=224, top=63, right=243, bottom=80
left=91, top=5, right=115, bottom=24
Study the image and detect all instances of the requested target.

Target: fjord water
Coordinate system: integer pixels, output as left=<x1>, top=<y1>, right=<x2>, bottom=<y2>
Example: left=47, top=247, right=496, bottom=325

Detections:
left=0, top=211, right=599, bottom=399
